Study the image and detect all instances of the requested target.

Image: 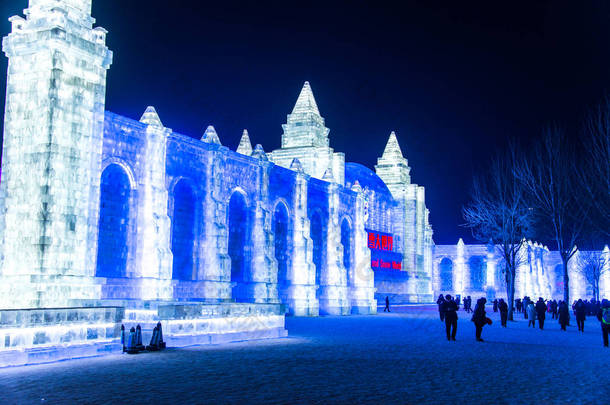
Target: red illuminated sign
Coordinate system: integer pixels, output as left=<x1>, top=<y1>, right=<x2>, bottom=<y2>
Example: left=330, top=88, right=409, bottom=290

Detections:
left=367, top=231, right=393, bottom=252
left=371, top=259, right=402, bottom=270
left=366, top=229, right=403, bottom=271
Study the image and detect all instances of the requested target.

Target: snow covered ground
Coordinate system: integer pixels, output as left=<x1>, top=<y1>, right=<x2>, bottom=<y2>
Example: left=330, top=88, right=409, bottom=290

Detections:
left=0, top=305, right=608, bottom=404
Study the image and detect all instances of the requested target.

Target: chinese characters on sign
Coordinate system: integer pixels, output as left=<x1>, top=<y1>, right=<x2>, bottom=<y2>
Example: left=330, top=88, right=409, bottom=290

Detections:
left=366, top=230, right=402, bottom=270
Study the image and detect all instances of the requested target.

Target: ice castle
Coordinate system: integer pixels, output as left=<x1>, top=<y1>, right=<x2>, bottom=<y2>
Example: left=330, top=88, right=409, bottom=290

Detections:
left=0, top=0, right=435, bottom=366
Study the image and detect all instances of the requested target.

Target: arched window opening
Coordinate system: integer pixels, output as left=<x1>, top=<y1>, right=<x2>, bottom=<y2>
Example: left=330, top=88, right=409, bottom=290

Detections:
left=440, top=258, right=453, bottom=291
left=171, top=180, right=196, bottom=281
left=96, top=164, right=131, bottom=278
left=341, top=219, right=352, bottom=285
left=228, top=192, right=249, bottom=301
left=274, top=203, right=290, bottom=287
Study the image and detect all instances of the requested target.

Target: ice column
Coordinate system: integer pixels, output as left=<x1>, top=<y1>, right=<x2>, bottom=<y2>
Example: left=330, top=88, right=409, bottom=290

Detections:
left=249, top=146, right=279, bottom=303
left=134, top=107, right=173, bottom=300
left=349, top=181, right=377, bottom=314
left=284, top=159, right=318, bottom=315
left=0, top=0, right=112, bottom=308
left=319, top=178, right=350, bottom=315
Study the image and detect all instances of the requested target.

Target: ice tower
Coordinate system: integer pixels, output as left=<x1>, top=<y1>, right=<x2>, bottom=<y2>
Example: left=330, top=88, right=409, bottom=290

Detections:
left=0, top=0, right=113, bottom=308
left=375, top=132, right=434, bottom=302
left=269, top=82, right=345, bottom=185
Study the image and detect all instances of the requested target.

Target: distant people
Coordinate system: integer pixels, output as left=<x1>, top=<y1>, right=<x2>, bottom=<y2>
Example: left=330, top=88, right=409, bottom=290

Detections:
left=575, top=299, right=586, bottom=332
left=523, top=297, right=528, bottom=318
left=471, top=297, right=490, bottom=342
left=515, top=298, right=522, bottom=314
left=551, top=300, right=558, bottom=320
left=384, top=296, right=390, bottom=312
left=465, top=296, right=473, bottom=313
left=596, top=299, right=610, bottom=348
left=498, top=298, right=508, bottom=327
left=493, top=299, right=498, bottom=313
left=535, top=298, right=547, bottom=330
left=526, top=301, right=536, bottom=328
left=437, top=294, right=446, bottom=321
left=558, top=301, right=570, bottom=331
left=443, top=294, right=458, bottom=341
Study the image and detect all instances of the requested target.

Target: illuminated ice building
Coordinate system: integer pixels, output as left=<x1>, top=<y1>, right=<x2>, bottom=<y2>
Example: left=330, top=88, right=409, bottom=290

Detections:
left=0, top=0, right=434, bottom=366
left=433, top=241, right=610, bottom=301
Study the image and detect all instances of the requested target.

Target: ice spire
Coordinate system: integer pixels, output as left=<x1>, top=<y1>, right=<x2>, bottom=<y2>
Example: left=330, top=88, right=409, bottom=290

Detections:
left=322, top=166, right=335, bottom=182
left=374, top=131, right=411, bottom=197
left=279, top=81, right=330, bottom=149
left=292, top=81, right=320, bottom=115
left=251, top=144, right=268, bottom=161
left=236, top=129, right=253, bottom=156
left=382, top=131, right=404, bottom=160
left=139, top=106, right=164, bottom=127
left=202, top=125, right=221, bottom=145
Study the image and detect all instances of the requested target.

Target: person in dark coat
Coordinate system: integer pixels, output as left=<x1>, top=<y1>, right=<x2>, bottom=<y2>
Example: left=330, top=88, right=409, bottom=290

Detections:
left=492, top=299, right=498, bottom=312
left=575, top=299, right=586, bottom=332
left=384, top=296, right=391, bottom=312
left=551, top=300, right=558, bottom=319
left=437, top=294, right=446, bottom=321
left=515, top=298, right=522, bottom=313
left=558, top=301, right=570, bottom=331
left=498, top=298, right=508, bottom=327
left=535, top=297, right=547, bottom=330
left=443, top=294, right=458, bottom=341
left=596, top=299, right=610, bottom=348
left=471, top=297, right=489, bottom=342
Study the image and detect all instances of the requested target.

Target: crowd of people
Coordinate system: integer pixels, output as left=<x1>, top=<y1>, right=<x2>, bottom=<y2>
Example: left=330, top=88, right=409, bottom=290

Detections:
left=435, top=294, right=610, bottom=347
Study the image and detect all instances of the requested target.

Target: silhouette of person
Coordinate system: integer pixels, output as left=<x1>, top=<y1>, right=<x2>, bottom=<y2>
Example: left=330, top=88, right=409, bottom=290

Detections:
left=575, top=299, right=586, bottom=332
left=437, top=294, right=446, bottom=321
left=498, top=298, right=508, bottom=327
left=471, top=297, right=489, bottom=342
left=558, top=301, right=570, bottom=331
left=535, top=297, right=547, bottom=330
left=443, top=294, right=458, bottom=341
left=384, top=296, right=390, bottom=312
left=597, top=299, right=610, bottom=348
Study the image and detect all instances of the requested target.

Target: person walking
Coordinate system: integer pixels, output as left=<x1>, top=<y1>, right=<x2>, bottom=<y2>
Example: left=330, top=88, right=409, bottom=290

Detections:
left=558, top=301, right=570, bottom=331
left=437, top=294, right=446, bottom=321
left=471, top=297, right=490, bottom=342
left=526, top=301, right=536, bottom=328
left=498, top=298, right=508, bottom=327
left=535, top=297, right=547, bottom=330
left=384, top=296, right=391, bottom=312
left=443, top=294, right=458, bottom=341
left=575, top=299, right=586, bottom=332
left=493, top=299, right=498, bottom=313
left=596, top=299, right=610, bottom=348
left=515, top=298, right=522, bottom=314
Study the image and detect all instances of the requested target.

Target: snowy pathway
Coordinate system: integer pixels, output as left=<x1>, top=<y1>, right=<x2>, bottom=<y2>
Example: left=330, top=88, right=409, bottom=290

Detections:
left=0, top=305, right=608, bottom=404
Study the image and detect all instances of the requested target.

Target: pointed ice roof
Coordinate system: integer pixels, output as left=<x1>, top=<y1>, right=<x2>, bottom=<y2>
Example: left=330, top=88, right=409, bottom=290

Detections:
left=236, top=129, right=253, bottom=155
left=292, top=81, right=320, bottom=115
left=251, top=144, right=268, bottom=161
left=290, top=158, right=304, bottom=173
left=382, top=131, right=404, bottom=160
left=140, top=106, right=164, bottom=127
left=322, top=166, right=335, bottom=182
left=202, top=125, right=221, bottom=145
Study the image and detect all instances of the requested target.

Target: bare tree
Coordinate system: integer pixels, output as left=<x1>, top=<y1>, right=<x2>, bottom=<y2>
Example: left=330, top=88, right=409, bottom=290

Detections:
left=576, top=248, right=609, bottom=301
left=463, top=142, right=533, bottom=320
left=515, top=126, right=588, bottom=304
left=581, top=96, right=610, bottom=237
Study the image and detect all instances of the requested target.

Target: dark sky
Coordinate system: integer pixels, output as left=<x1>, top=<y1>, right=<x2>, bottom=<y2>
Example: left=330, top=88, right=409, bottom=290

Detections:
left=1, top=0, right=610, bottom=244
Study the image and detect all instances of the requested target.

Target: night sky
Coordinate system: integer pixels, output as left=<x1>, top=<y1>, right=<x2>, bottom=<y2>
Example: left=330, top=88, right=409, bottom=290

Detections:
left=1, top=0, right=609, bottom=244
